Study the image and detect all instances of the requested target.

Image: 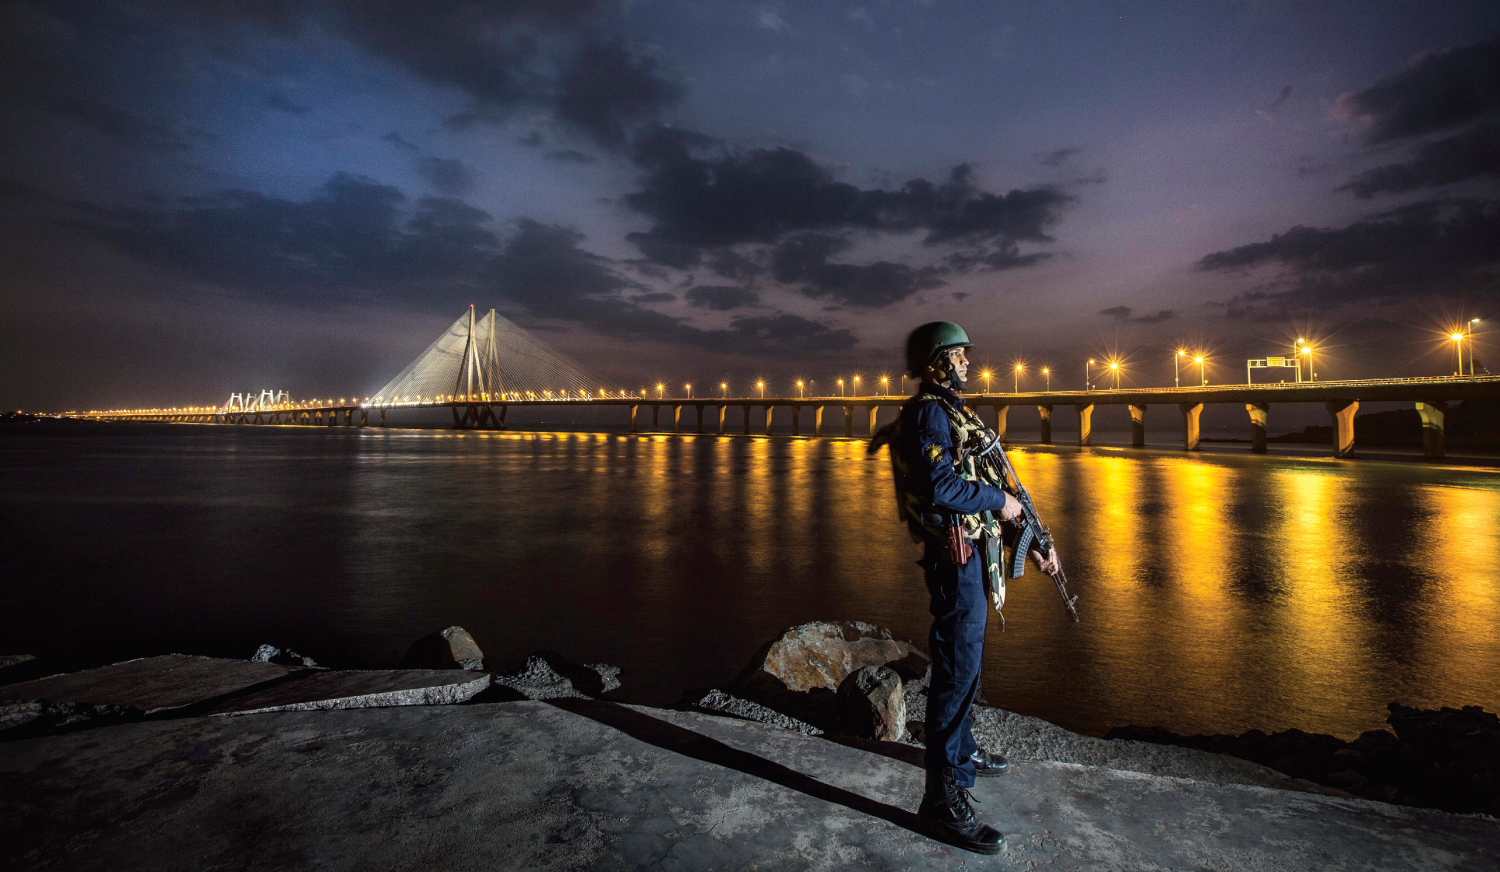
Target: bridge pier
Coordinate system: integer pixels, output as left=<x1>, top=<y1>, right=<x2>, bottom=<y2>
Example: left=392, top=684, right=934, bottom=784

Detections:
left=742, top=405, right=751, bottom=435
left=630, top=404, right=639, bottom=433
left=1038, top=405, right=1052, bottom=444
left=791, top=406, right=801, bottom=436
left=1075, top=404, right=1093, bottom=446
left=695, top=403, right=704, bottom=434
left=652, top=404, right=660, bottom=431
left=866, top=405, right=879, bottom=438
left=1326, top=400, right=1358, bottom=457
left=1246, top=403, right=1269, bottom=453
left=1416, top=402, right=1446, bottom=459
left=995, top=405, right=1009, bottom=442
left=814, top=406, right=825, bottom=436
left=718, top=405, right=728, bottom=435
left=764, top=405, right=775, bottom=434
left=1129, top=404, right=1147, bottom=447
left=844, top=406, right=854, bottom=438
left=1180, top=403, right=1204, bottom=451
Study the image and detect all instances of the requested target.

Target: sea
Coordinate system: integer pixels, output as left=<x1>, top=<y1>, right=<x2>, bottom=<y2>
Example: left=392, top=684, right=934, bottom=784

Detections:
left=3, top=420, right=1498, bottom=740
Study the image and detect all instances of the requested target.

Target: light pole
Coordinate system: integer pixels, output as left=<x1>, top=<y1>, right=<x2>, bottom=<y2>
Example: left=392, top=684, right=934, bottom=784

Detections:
left=880, top=376, right=889, bottom=395
left=1195, top=355, right=1206, bottom=386
left=1042, top=367, right=1051, bottom=391
left=1175, top=350, right=1185, bottom=387
left=656, top=383, right=664, bottom=399
left=981, top=370, right=992, bottom=393
left=1451, top=332, right=1465, bottom=375
left=1109, top=361, right=1121, bottom=390
left=853, top=375, right=861, bottom=397
left=685, top=383, right=692, bottom=399
left=1470, top=318, right=1481, bottom=375
left=1294, top=338, right=1306, bottom=383
left=1014, top=363, right=1024, bottom=393
left=1086, top=359, right=1095, bottom=390
left=757, top=380, right=765, bottom=399
left=796, top=380, right=805, bottom=398
left=721, top=382, right=728, bottom=398
left=837, top=378, right=845, bottom=397
left=1302, top=346, right=1315, bottom=381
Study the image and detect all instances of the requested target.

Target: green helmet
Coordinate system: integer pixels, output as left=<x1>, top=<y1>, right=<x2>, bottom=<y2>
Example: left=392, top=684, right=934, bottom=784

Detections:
left=906, top=321, right=972, bottom=374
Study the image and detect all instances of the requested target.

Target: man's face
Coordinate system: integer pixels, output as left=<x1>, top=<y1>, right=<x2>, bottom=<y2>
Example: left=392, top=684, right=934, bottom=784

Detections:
left=941, top=347, right=969, bottom=384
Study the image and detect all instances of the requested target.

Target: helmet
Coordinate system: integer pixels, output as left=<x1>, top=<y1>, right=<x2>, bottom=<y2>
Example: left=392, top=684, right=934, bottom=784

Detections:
left=905, top=321, right=972, bottom=374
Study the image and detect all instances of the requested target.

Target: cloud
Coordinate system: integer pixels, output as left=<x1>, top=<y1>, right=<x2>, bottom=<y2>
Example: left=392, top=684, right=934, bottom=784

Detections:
left=545, top=149, right=596, bottom=163
left=1099, top=305, right=1175, bottom=324
left=623, top=127, right=1072, bottom=292
left=685, top=285, right=760, bottom=310
left=382, top=131, right=419, bottom=151
left=1336, top=123, right=1500, bottom=198
left=1334, top=36, right=1500, bottom=145
left=265, top=90, right=310, bottom=115
left=631, top=291, right=676, bottom=303
left=757, top=9, right=791, bottom=32
left=1036, top=147, right=1079, bottom=167
left=1269, top=84, right=1292, bottom=110
left=554, top=40, right=682, bottom=150
left=68, top=173, right=501, bottom=302
left=416, top=156, right=477, bottom=196
left=1197, top=198, right=1500, bottom=314
left=770, top=232, right=943, bottom=307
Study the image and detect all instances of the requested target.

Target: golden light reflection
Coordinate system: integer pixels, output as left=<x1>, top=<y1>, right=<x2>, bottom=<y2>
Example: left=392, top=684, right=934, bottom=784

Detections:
left=1409, top=483, right=1500, bottom=701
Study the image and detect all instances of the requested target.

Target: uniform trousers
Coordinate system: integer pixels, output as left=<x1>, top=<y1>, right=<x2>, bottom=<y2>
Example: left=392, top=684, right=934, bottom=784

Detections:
left=921, top=539, right=989, bottom=789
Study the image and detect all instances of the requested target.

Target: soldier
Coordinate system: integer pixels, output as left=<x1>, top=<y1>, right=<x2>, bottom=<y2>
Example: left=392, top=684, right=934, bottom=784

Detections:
left=874, top=320, right=1060, bottom=854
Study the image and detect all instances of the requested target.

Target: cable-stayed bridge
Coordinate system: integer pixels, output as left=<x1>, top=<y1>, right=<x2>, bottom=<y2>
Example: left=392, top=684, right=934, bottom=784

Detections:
left=82, top=306, right=1500, bottom=459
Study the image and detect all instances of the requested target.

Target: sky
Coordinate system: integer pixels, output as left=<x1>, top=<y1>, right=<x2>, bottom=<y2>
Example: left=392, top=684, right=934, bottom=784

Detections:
left=1, top=0, right=1497, bottom=411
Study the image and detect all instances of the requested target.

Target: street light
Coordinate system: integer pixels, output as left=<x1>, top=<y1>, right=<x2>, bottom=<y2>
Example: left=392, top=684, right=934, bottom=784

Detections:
left=656, top=383, right=664, bottom=399
left=1175, top=350, right=1186, bottom=387
left=879, top=376, right=889, bottom=395
left=685, top=383, right=692, bottom=399
left=1042, top=367, right=1051, bottom=391
left=1194, top=355, right=1207, bottom=386
left=1086, top=359, right=1095, bottom=390
left=1108, top=360, right=1121, bottom=390
left=1451, top=332, right=1465, bottom=376
left=721, top=382, right=728, bottom=398
left=853, top=375, right=862, bottom=397
left=796, top=380, right=805, bottom=398
left=1013, top=363, right=1025, bottom=393
left=981, top=370, right=992, bottom=393
left=1469, top=318, right=1482, bottom=375
left=1302, top=346, right=1316, bottom=381
left=757, top=380, right=765, bottom=399
left=837, top=378, right=845, bottom=397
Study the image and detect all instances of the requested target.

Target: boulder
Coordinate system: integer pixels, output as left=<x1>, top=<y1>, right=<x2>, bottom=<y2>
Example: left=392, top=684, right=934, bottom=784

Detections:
left=399, top=626, right=485, bottom=671
left=0, top=655, right=307, bottom=715
left=212, top=669, right=491, bottom=715
left=251, top=644, right=319, bottom=668
left=734, top=621, right=929, bottom=693
left=686, top=689, right=823, bottom=736
left=835, top=666, right=906, bottom=742
left=491, top=655, right=587, bottom=700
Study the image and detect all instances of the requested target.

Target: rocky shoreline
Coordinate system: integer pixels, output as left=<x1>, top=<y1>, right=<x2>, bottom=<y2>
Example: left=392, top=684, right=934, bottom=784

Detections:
left=4, top=619, right=1495, bottom=822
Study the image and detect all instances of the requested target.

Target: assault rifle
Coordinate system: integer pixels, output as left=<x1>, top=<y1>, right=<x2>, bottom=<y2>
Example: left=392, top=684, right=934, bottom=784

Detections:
left=967, top=430, right=1081, bottom=622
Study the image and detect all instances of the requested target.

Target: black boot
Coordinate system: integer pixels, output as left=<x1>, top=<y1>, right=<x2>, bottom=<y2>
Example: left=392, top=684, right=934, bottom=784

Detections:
left=917, top=768, right=1004, bottom=854
left=971, top=749, right=1009, bottom=776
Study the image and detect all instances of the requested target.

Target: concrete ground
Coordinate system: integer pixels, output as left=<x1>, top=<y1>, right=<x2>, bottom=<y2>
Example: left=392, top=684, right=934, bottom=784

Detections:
left=3, top=700, right=1496, bottom=871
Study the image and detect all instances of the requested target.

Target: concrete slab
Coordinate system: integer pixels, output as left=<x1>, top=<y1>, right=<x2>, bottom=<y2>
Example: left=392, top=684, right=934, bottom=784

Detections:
left=212, top=669, right=491, bottom=715
left=0, top=655, right=304, bottom=714
left=1, top=701, right=1495, bottom=870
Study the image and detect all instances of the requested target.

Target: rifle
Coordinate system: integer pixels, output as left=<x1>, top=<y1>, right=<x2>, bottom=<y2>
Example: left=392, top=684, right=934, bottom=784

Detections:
left=967, top=429, right=1081, bottom=622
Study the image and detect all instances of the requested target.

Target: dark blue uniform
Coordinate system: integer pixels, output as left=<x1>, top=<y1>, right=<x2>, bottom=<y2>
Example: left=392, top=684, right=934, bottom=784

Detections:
left=898, top=383, right=1011, bottom=788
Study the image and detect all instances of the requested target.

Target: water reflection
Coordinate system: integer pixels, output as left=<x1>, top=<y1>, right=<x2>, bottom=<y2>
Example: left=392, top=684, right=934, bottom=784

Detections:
left=1, top=424, right=1498, bottom=739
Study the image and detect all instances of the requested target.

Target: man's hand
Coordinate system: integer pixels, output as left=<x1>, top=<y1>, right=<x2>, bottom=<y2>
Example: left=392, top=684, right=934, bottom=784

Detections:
left=1030, top=546, right=1061, bottom=575
left=998, top=492, right=1023, bottom=521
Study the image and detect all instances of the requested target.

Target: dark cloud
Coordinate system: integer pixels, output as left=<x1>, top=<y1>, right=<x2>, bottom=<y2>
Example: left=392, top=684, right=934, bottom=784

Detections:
left=1100, top=305, right=1175, bottom=324
left=1336, top=123, right=1500, bottom=198
left=1198, top=198, right=1500, bottom=314
left=554, top=40, right=682, bottom=151
left=770, top=233, right=944, bottom=307
left=706, top=248, right=762, bottom=282
left=265, top=90, right=310, bottom=115
left=545, top=149, right=596, bottom=163
left=632, top=291, right=676, bottom=303
left=623, top=128, right=1070, bottom=298
left=1335, top=37, right=1500, bottom=145
left=382, top=131, right=419, bottom=151
left=685, top=285, right=759, bottom=310
left=68, top=173, right=499, bottom=302
left=415, top=157, right=477, bottom=196
left=491, top=220, right=857, bottom=355
left=1037, top=147, right=1080, bottom=167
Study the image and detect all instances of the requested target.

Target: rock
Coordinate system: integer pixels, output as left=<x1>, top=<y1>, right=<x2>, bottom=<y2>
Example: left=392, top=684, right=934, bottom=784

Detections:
left=734, top=621, right=929, bottom=693
left=0, top=655, right=36, bottom=671
left=251, top=644, right=319, bottom=668
left=492, top=655, right=586, bottom=700
left=0, top=655, right=308, bottom=715
left=686, top=689, right=823, bottom=736
left=400, top=626, right=485, bottom=671
left=0, top=655, right=45, bottom=687
left=0, top=700, right=143, bottom=736
left=532, top=652, right=621, bottom=697
left=213, top=670, right=491, bottom=715
left=835, top=666, right=905, bottom=742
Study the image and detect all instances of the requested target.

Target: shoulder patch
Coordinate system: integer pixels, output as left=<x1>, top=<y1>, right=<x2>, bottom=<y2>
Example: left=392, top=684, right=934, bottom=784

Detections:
left=924, top=442, right=946, bottom=465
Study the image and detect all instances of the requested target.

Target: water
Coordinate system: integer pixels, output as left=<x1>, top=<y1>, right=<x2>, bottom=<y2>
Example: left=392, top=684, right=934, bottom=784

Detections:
left=3, top=422, right=1498, bottom=739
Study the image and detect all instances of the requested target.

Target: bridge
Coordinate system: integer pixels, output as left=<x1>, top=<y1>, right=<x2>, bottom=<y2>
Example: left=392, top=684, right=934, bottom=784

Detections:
left=82, top=306, right=1500, bottom=460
